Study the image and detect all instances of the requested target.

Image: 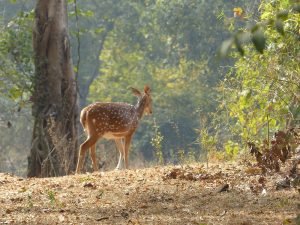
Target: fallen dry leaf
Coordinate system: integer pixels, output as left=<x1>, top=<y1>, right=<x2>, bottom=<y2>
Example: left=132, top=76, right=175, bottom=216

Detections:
left=0, top=162, right=298, bottom=224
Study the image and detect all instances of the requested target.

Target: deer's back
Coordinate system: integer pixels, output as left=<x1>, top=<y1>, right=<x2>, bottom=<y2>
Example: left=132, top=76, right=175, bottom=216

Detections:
left=81, top=102, right=138, bottom=138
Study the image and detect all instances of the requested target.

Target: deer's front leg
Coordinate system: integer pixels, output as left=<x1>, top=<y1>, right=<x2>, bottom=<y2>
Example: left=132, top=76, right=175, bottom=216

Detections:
left=115, top=139, right=125, bottom=170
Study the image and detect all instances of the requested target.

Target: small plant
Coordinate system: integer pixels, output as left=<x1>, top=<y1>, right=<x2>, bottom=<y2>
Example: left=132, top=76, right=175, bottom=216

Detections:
left=46, top=189, right=66, bottom=208
left=47, top=189, right=56, bottom=206
left=198, top=128, right=217, bottom=168
left=186, top=149, right=197, bottom=164
left=27, top=194, right=33, bottom=208
left=151, top=119, right=164, bottom=165
left=177, top=149, right=198, bottom=164
left=96, top=190, right=104, bottom=199
left=177, top=149, right=185, bottom=164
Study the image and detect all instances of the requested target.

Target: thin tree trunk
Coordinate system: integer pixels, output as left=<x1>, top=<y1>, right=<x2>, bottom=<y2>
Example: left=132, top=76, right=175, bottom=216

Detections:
left=27, top=0, right=79, bottom=177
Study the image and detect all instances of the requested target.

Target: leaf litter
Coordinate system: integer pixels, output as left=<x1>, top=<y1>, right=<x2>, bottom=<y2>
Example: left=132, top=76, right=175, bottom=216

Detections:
left=0, top=161, right=299, bottom=225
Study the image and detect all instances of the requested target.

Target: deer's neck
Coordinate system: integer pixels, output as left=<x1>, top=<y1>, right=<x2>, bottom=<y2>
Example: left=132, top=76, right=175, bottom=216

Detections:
left=134, top=95, right=147, bottom=119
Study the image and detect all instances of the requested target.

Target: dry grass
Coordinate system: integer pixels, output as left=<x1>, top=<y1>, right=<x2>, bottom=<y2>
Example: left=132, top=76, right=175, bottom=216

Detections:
left=0, top=162, right=299, bottom=225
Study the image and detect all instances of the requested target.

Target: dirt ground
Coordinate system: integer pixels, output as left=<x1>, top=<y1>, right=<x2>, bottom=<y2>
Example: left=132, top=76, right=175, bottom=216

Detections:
left=0, top=163, right=299, bottom=225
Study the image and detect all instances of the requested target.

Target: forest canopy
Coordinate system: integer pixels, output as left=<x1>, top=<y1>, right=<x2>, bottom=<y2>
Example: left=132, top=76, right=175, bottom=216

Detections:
left=0, top=0, right=299, bottom=176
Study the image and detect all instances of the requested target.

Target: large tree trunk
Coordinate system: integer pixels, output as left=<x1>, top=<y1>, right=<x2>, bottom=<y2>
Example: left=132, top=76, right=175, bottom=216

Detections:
left=27, top=0, right=79, bottom=177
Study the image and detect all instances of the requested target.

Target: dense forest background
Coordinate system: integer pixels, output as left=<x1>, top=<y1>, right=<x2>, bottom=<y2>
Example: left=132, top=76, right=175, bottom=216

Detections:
left=0, top=0, right=299, bottom=176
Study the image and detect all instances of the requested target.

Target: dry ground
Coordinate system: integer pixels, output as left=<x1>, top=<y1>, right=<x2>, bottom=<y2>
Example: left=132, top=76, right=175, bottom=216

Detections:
left=0, top=163, right=299, bottom=225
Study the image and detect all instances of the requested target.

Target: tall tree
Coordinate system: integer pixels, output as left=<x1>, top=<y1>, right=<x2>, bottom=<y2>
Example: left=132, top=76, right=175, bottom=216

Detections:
left=27, top=0, right=79, bottom=177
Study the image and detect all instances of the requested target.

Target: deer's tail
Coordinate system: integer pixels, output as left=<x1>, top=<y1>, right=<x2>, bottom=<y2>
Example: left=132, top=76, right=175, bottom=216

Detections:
left=80, top=108, right=88, bottom=132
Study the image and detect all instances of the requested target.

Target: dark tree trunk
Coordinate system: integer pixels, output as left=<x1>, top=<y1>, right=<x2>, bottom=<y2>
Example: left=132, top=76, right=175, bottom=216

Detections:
left=27, top=0, right=79, bottom=177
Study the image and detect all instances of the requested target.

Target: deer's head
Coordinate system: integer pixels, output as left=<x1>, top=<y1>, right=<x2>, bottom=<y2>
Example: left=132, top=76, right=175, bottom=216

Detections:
left=131, top=85, right=152, bottom=115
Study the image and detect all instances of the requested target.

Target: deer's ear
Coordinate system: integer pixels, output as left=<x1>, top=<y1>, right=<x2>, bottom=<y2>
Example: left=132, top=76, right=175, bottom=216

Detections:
left=144, top=85, right=151, bottom=94
left=130, top=87, right=142, bottom=96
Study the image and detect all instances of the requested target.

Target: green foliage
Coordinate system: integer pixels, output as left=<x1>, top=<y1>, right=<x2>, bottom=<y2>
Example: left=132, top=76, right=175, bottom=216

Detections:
left=0, top=0, right=276, bottom=175
left=215, top=0, right=300, bottom=151
left=85, top=0, right=256, bottom=163
left=90, top=50, right=211, bottom=160
left=220, top=2, right=300, bottom=56
left=0, top=5, right=35, bottom=177
left=224, top=140, right=239, bottom=159
left=0, top=10, right=34, bottom=103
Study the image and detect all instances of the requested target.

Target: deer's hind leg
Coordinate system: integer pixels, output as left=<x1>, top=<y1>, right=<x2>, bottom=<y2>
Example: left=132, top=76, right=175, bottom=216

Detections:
left=124, top=134, right=133, bottom=169
left=76, top=135, right=98, bottom=174
left=90, top=143, right=98, bottom=172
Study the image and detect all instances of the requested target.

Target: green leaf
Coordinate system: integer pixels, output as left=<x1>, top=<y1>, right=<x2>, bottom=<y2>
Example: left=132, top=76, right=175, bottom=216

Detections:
left=9, top=87, right=22, bottom=100
left=94, top=27, right=105, bottom=34
left=73, top=66, right=78, bottom=73
left=245, top=89, right=252, bottom=100
left=251, top=30, right=266, bottom=54
left=275, top=20, right=284, bottom=35
left=84, top=10, right=94, bottom=17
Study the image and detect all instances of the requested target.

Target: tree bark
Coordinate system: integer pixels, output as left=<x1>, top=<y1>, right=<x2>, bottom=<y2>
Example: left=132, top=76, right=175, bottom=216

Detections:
left=27, top=0, right=79, bottom=177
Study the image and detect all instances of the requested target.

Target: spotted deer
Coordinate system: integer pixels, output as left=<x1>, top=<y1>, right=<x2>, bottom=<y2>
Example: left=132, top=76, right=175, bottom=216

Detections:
left=76, top=85, right=152, bottom=173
